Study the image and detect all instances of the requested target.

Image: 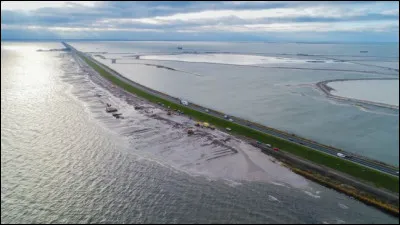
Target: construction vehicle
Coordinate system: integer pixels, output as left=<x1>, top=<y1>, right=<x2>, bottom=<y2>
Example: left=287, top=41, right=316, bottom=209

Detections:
left=106, top=107, right=118, bottom=113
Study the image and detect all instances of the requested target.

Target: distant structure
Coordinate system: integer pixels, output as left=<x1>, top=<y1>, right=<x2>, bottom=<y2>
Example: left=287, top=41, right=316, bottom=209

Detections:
left=111, top=59, right=116, bottom=64
left=177, top=46, right=183, bottom=50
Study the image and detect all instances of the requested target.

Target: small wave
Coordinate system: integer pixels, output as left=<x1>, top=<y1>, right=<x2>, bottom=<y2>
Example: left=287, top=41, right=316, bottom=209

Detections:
left=303, top=191, right=321, bottom=199
left=224, top=179, right=243, bottom=187
left=268, top=195, right=280, bottom=202
left=335, top=219, right=346, bottom=224
left=354, top=103, right=368, bottom=111
left=270, top=181, right=289, bottom=188
left=338, top=203, right=349, bottom=210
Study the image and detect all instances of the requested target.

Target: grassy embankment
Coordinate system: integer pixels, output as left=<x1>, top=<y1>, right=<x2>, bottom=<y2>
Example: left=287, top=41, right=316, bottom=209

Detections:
left=80, top=54, right=399, bottom=194
left=291, top=168, right=399, bottom=216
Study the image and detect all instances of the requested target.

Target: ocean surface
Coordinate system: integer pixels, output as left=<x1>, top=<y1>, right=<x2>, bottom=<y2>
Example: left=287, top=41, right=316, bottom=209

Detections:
left=70, top=41, right=399, bottom=166
left=1, top=42, right=399, bottom=224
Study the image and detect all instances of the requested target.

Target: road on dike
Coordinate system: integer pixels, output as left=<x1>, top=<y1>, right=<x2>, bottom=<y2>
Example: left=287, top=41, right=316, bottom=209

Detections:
left=64, top=42, right=399, bottom=178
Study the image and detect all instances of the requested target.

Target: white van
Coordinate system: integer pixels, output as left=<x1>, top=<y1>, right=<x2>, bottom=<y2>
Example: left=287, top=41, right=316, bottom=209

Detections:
left=180, top=100, right=189, bottom=106
left=337, top=153, right=346, bottom=158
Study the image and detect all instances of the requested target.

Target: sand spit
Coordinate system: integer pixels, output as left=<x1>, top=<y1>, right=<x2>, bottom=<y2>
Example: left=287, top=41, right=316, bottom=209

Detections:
left=316, top=78, right=399, bottom=110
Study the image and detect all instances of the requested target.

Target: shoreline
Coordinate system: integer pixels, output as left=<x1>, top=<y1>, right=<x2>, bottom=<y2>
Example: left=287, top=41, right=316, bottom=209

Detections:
left=70, top=49, right=311, bottom=189
left=65, top=43, right=400, bottom=173
left=93, top=53, right=400, bottom=173
left=65, top=43, right=400, bottom=174
left=316, top=78, right=399, bottom=110
left=64, top=43, right=399, bottom=217
left=247, top=139, right=399, bottom=217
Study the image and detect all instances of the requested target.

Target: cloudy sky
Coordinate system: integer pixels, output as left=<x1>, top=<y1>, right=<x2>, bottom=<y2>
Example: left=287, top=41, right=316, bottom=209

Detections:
left=1, top=1, right=399, bottom=42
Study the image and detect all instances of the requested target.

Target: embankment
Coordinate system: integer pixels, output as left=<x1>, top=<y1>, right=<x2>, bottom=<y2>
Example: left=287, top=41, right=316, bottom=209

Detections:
left=249, top=140, right=399, bottom=217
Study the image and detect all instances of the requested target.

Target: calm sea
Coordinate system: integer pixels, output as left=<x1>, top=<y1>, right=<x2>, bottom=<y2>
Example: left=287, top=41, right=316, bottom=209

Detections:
left=1, top=42, right=398, bottom=224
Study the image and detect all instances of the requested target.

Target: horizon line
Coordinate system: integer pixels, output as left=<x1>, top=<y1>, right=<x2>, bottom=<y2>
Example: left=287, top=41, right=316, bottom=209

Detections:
left=1, top=38, right=399, bottom=44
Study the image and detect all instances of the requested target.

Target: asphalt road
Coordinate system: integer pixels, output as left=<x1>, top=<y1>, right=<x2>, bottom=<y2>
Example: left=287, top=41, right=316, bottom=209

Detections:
left=65, top=42, right=399, bottom=177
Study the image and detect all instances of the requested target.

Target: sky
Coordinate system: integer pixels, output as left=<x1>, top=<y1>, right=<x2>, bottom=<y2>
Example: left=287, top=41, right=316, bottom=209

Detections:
left=1, top=1, right=399, bottom=42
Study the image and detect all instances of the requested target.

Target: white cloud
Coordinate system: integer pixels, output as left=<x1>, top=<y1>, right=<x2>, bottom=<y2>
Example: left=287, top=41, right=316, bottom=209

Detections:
left=98, top=5, right=388, bottom=26
left=1, top=24, right=163, bottom=32
left=1, top=1, right=398, bottom=40
left=178, top=20, right=399, bottom=33
left=222, top=1, right=289, bottom=6
left=1, top=1, right=98, bottom=11
left=2, top=18, right=398, bottom=34
left=381, top=9, right=399, bottom=16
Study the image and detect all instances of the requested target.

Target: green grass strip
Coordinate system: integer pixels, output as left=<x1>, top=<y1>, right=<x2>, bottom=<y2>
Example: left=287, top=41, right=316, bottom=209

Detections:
left=80, top=53, right=399, bottom=193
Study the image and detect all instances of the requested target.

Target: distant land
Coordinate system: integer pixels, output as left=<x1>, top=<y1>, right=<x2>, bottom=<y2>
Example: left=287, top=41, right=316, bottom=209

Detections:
left=1, top=38, right=399, bottom=44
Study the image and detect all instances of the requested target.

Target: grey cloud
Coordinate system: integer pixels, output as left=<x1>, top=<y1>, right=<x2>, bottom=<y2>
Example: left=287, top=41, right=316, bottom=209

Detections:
left=1, top=1, right=399, bottom=42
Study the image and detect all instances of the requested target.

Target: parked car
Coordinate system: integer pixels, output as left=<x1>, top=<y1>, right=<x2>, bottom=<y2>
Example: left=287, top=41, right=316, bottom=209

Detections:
left=228, top=118, right=234, bottom=122
left=273, top=147, right=279, bottom=151
left=224, top=115, right=229, bottom=119
left=204, top=109, right=209, bottom=112
left=226, top=127, right=232, bottom=131
left=266, top=144, right=272, bottom=148
left=180, top=99, right=189, bottom=106
left=336, top=153, right=346, bottom=158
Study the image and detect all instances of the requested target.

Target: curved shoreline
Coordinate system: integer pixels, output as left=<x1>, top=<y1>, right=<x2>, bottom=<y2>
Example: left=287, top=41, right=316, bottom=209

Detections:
left=316, top=78, right=399, bottom=110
